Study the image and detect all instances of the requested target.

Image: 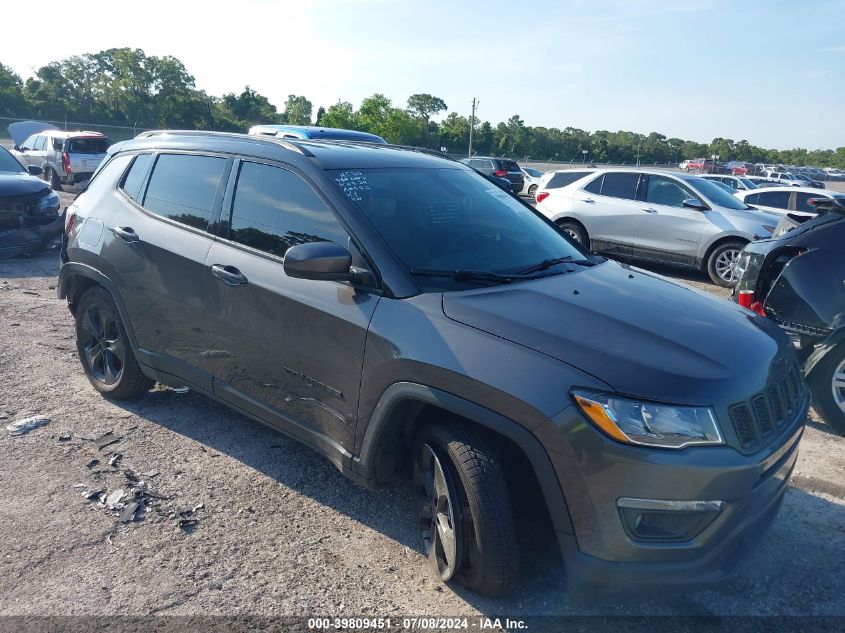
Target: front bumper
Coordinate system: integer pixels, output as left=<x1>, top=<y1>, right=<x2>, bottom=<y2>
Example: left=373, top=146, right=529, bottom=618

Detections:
left=535, top=400, right=807, bottom=590
left=0, top=215, right=64, bottom=258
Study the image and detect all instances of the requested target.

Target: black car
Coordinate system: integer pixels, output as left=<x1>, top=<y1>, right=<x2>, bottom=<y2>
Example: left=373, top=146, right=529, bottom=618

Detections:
left=59, top=131, right=807, bottom=595
left=733, top=197, right=845, bottom=433
left=0, top=144, right=63, bottom=258
left=460, top=156, right=524, bottom=193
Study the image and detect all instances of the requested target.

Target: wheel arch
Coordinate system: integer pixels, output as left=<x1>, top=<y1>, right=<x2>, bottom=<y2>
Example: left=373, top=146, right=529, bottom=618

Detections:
left=699, top=234, right=750, bottom=270
left=59, top=263, right=141, bottom=352
left=352, top=382, right=575, bottom=537
left=805, top=328, right=845, bottom=377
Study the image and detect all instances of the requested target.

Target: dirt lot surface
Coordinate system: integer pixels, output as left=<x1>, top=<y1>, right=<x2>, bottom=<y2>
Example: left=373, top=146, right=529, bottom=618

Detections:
left=0, top=191, right=843, bottom=622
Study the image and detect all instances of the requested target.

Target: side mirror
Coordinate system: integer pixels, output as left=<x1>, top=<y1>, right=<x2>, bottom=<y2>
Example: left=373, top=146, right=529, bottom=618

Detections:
left=682, top=198, right=707, bottom=211
left=27, top=165, right=43, bottom=176
left=284, top=241, right=353, bottom=281
left=12, top=144, right=20, bottom=151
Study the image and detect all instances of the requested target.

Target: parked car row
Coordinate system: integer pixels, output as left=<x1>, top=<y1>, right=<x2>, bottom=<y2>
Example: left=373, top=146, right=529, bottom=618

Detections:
left=58, top=130, right=812, bottom=598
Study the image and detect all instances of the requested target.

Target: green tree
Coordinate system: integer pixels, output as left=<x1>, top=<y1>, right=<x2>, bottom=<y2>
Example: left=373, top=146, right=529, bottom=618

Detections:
left=284, top=94, right=313, bottom=125
left=407, top=93, right=447, bottom=122
left=314, top=106, right=326, bottom=125
left=319, top=100, right=357, bottom=129
left=0, top=63, right=26, bottom=116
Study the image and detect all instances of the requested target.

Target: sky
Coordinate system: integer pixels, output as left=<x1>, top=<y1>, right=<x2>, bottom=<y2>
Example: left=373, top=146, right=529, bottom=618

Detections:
left=2, top=0, right=844, bottom=150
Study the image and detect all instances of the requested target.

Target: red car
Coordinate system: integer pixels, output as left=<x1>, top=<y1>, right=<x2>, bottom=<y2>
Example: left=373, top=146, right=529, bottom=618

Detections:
left=727, top=161, right=749, bottom=176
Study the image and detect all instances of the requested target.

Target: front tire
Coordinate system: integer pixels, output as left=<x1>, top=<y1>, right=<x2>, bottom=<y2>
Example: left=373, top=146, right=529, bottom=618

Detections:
left=528, top=184, right=538, bottom=199
left=706, top=241, right=746, bottom=287
left=808, top=344, right=845, bottom=435
left=413, top=422, right=519, bottom=595
left=74, top=286, right=154, bottom=399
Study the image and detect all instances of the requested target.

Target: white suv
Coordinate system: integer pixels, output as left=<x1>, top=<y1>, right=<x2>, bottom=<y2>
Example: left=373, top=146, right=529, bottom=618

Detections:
left=534, top=168, right=779, bottom=287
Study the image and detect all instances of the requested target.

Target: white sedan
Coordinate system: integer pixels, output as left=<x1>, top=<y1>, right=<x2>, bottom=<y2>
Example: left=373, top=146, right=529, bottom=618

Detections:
left=519, top=167, right=544, bottom=198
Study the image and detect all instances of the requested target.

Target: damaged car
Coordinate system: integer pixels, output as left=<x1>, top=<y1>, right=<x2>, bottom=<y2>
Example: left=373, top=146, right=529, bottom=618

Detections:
left=0, top=144, right=63, bottom=258
left=733, top=197, right=845, bottom=433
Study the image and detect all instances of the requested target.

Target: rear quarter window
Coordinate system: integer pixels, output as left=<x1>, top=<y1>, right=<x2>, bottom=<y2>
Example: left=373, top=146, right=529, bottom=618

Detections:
left=547, top=171, right=590, bottom=189
left=120, top=153, right=154, bottom=202
left=51, top=138, right=63, bottom=151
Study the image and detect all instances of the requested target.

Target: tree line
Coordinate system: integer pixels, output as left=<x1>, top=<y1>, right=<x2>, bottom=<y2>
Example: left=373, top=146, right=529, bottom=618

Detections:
left=2, top=48, right=843, bottom=168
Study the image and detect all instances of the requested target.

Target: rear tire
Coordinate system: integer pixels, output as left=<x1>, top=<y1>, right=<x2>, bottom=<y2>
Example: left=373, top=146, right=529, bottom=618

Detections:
left=556, top=220, right=588, bottom=246
left=74, top=286, right=153, bottom=399
left=413, top=422, right=519, bottom=595
left=808, top=344, right=845, bottom=435
left=44, top=167, right=62, bottom=191
left=706, top=241, right=746, bottom=287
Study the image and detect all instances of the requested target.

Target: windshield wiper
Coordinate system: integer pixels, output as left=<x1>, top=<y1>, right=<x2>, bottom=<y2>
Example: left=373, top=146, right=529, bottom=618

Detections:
left=516, top=256, right=593, bottom=275
left=409, top=268, right=524, bottom=284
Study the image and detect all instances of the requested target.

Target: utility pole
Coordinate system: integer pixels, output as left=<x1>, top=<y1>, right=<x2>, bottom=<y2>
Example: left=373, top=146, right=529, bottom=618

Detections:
left=467, top=98, right=477, bottom=158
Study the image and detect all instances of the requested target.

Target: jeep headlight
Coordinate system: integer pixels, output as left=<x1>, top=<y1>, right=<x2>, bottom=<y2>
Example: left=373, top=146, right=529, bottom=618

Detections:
left=572, top=390, right=723, bottom=449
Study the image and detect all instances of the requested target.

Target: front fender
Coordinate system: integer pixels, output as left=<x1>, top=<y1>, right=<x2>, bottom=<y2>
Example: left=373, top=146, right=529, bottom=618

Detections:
left=805, top=328, right=845, bottom=376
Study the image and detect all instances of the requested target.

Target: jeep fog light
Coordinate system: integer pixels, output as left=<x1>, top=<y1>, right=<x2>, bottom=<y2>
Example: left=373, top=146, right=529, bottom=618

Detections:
left=617, top=498, right=724, bottom=542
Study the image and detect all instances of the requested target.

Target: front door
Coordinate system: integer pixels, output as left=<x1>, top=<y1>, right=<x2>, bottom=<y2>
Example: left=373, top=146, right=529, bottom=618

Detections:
left=204, top=159, right=379, bottom=455
left=633, top=174, right=705, bottom=265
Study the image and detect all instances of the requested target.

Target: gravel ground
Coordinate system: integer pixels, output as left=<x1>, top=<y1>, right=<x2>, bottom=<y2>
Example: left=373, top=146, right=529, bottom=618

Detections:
left=0, top=190, right=843, bottom=621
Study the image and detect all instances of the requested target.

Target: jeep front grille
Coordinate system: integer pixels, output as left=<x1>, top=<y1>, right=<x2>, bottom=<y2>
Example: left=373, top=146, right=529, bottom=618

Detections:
left=728, top=363, right=805, bottom=450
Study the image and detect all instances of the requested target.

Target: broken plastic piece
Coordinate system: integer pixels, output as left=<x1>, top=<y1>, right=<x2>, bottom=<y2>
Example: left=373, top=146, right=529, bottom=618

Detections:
left=120, top=501, right=141, bottom=523
left=86, top=459, right=101, bottom=469
left=7, top=415, right=50, bottom=436
left=58, top=432, right=72, bottom=442
left=94, top=432, right=121, bottom=450
left=108, top=453, right=122, bottom=468
left=105, top=489, right=126, bottom=510
left=84, top=489, right=105, bottom=501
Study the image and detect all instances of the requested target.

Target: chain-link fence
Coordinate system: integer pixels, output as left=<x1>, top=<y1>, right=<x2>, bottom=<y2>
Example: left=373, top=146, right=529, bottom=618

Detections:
left=0, top=116, right=154, bottom=144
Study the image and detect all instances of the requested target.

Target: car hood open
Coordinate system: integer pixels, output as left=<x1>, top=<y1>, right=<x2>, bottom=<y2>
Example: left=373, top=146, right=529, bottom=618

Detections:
left=7, top=121, right=60, bottom=147
left=442, top=261, right=788, bottom=406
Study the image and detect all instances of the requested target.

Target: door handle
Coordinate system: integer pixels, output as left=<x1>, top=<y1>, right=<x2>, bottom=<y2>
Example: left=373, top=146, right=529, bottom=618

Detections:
left=582, top=198, right=595, bottom=204
left=111, top=226, right=140, bottom=243
left=210, top=264, right=248, bottom=286
left=641, top=207, right=658, bottom=213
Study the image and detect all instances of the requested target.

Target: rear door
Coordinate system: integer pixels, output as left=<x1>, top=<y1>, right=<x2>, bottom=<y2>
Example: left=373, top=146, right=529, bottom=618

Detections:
left=634, top=174, right=706, bottom=265
left=752, top=190, right=792, bottom=215
left=572, top=171, right=641, bottom=255
left=104, top=151, right=232, bottom=391
left=203, top=159, right=379, bottom=455
left=30, top=135, right=48, bottom=170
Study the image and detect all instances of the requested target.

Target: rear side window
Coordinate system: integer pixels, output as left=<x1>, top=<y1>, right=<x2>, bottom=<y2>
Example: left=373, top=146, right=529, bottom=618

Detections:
left=120, top=153, right=154, bottom=202
left=34, top=136, right=47, bottom=151
left=583, top=174, right=603, bottom=194
left=547, top=171, right=589, bottom=189
left=756, top=190, right=790, bottom=209
left=600, top=173, right=640, bottom=200
left=51, top=138, right=63, bottom=151
left=745, top=193, right=759, bottom=204
left=229, top=161, right=348, bottom=259
left=67, top=137, right=110, bottom=154
left=143, top=154, right=227, bottom=231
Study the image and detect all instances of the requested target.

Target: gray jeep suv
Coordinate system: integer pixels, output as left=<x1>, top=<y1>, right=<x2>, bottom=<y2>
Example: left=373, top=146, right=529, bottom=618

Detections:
left=59, top=131, right=808, bottom=595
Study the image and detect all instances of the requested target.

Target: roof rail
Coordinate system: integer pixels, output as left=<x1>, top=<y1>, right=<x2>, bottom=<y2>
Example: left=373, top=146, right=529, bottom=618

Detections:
left=381, top=144, right=458, bottom=162
left=133, top=129, right=314, bottom=157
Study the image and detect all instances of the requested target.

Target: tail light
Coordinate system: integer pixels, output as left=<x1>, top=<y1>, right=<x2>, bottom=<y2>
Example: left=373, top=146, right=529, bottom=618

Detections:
left=737, top=290, right=766, bottom=316
left=62, top=152, right=72, bottom=174
left=536, top=191, right=550, bottom=203
left=65, top=207, right=77, bottom=234
left=494, top=169, right=508, bottom=177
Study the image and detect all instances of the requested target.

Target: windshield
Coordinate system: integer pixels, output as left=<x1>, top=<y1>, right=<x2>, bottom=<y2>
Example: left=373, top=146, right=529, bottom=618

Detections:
left=329, top=167, right=588, bottom=285
left=738, top=177, right=758, bottom=189
left=0, top=146, right=25, bottom=173
left=687, top=176, right=752, bottom=210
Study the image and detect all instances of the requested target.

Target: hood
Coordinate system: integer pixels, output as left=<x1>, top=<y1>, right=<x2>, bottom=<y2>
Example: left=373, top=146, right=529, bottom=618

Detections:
left=7, top=121, right=60, bottom=147
left=442, top=261, right=788, bottom=406
left=0, top=173, right=50, bottom=197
